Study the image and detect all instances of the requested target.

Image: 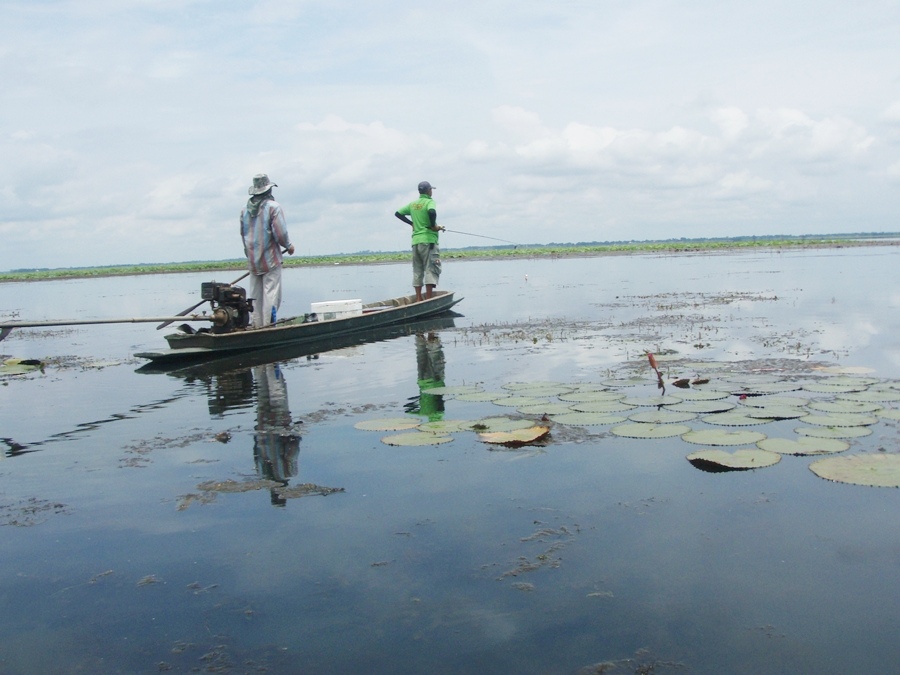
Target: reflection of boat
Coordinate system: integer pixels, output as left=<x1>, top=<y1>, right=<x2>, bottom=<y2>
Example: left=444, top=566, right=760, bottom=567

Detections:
left=137, top=314, right=458, bottom=376
left=135, top=291, right=461, bottom=366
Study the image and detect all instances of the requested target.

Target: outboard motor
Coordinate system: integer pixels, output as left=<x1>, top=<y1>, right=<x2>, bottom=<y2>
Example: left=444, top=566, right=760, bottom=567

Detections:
left=201, top=282, right=253, bottom=333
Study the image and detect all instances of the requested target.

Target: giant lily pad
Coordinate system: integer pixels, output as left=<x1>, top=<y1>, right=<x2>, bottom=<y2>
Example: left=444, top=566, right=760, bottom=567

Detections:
left=628, top=410, right=696, bottom=424
left=610, top=423, right=693, bottom=439
left=796, top=425, right=873, bottom=439
left=558, top=390, right=625, bottom=403
left=570, top=401, right=636, bottom=414
left=478, top=425, right=550, bottom=446
left=877, top=409, right=900, bottom=421
left=551, top=412, right=628, bottom=426
left=418, top=420, right=469, bottom=433
left=744, top=406, right=809, bottom=420
left=806, top=400, right=883, bottom=414
left=0, top=358, right=43, bottom=375
left=501, top=384, right=574, bottom=397
left=665, top=400, right=737, bottom=414
left=502, top=381, right=566, bottom=391
left=757, top=437, right=849, bottom=456
left=600, top=377, right=648, bottom=387
left=381, top=432, right=454, bottom=446
left=809, top=454, right=900, bottom=488
left=739, top=395, right=809, bottom=408
left=455, top=391, right=506, bottom=402
left=700, top=412, right=771, bottom=426
left=801, top=382, right=864, bottom=394
left=686, top=448, right=781, bottom=472
left=801, top=414, right=879, bottom=427
left=516, top=402, right=576, bottom=415
left=420, top=385, right=483, bottom=396
left=837, top=390, right=900, bottom=403
left=673, top=389, right=732, bottom=401
left=620, top=395, right=683, bottom=406
left=491, top=395, right=551, bottom=408
left=461, top=417, right=535, bottom=432
left=731, top=382, right=803, bottom=395
left=354, top=418, right=422, bottom=431
left=682, top=429, right=767, bottom=446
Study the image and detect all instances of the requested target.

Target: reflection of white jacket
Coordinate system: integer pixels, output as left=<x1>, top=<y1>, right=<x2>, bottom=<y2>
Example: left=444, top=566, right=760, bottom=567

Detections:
left=253, top=364, right=299, bottom=481
left=240, top=198, right=292, bottom=275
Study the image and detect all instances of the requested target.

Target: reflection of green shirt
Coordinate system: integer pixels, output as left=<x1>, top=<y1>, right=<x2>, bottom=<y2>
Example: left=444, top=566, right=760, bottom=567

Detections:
left=418, top=377, right=445, bottom=421
left=397, top=195, right=438, bottom=245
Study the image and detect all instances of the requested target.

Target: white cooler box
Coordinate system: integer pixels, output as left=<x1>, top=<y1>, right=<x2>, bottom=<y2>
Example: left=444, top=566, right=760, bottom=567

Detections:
left=310, top=299, right=363, bottom=321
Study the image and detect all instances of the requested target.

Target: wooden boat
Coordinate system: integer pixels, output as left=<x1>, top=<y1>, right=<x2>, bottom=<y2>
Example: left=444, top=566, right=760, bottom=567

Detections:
left=137, top=314, right=457, bottom=375
left=134, top=291, right=461, bottom=365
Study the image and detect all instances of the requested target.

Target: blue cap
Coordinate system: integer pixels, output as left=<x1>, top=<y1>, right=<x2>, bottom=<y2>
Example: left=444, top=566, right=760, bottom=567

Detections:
left=418, top=181, right=435, bottom=193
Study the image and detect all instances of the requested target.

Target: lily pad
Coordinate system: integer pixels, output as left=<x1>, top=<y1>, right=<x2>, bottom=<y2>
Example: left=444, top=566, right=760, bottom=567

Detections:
left=686, top=448, right=781, bottom=472
left=877, top=409, right=900, bottom=421
left=809, top=454, right=900, bottom=488
left=455, top=391, right=507, bottom=402
left=558, top=390, right=625, bottom=403
left=682, top=429, right=767, bottom=446
left=418, top=420, right=469, bottom=433
left=461, top=417, right=535, bottom=432
left=570, top=401, right=636, bottom=414
left=801, top=414, right=879, bottom=427
left=478, top=425, right=550, bottom=446
left=731, top=382, right=803, bottom=395
left=420, top=385, right=483, bottom=396
left=802, top=382, right=865, bottom=394
left=672, top=389, right=732, bottom=401
left=610, top=423, right=693, bottom=439
left=551, top=412, right=628, bottom=426
left=743, top=406, right=809, bottom=420
left=757, top=437, right=849, bottom=456
left=381, top=432, right=454, bottom=446
left=665, top=400, right=737, bottom=414
left=491, top=396, right=551, bottom=407
left=501, top=384, right=574, bottom=397
left=700, top=413, right=771, bottom=426
left=600, top=377, right=648, bottom=387
left=0, top=358, right=43, bottom=375
left=836, top=390, right=900, bottom=403
left=516, top=402, right=577, bottom=415
left=739, top=395, right=809, bottom=408
left=502, top=381, right=566, bottom=391
left=806, top=400, right=883, bottom=414
left=628, top=410, right=697, bottom=424
left=796, top=425, right=873, bottom=439
left=620, top=395, right=683, bottom=406
left=354, top=418, right=423, bottom=431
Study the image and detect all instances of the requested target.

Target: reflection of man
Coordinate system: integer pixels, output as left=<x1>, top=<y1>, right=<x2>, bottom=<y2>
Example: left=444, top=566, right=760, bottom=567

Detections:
left=252, top=363, right=301, bottom=506
left=407, top=332, right=446, bottom=421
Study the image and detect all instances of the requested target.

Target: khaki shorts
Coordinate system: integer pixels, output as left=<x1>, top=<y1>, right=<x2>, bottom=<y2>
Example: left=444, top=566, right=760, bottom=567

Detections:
left=412, top=243, right=441, bottom=286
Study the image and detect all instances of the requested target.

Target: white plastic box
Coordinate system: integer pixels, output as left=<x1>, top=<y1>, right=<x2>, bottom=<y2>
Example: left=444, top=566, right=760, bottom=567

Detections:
left=310, top=299, right=363, bottom=321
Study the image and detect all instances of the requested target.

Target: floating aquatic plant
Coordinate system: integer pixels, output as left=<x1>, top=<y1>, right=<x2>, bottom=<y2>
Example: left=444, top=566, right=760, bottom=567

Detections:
left=611, top=423, right=693, bottom=439
left=686, top=448, right=781, bottom=472
left=743, top=406, right=809, bottom=420
left=628, top=410, right=697, bottom=424
left=682, top=429, right=767, bottom=446
left=809, top=454, right=900, bottom=488
left=478, top=425, right=550, bottom=446
left=806, top=400, right=883, bottom=414
left=796, top=425, right=873, bottom=439
left=757, top=437, right=849, bottom=456
left=460, top=417, right=535, bottom=432
left=354, top=418, right=422, bottom=431
left=551, top=412, right=628, bottom=426
left=419, top=385, right=483, bottom=396
left=665, top=400, right=737, bottom=414
left=801, top=414, right=879, bottom=427
left=570, top=401, right=636, bottom=414
left=516, top=402, right=577, bottom=415
left=700, top=412, right=772, bottom=426
left=620, top=395, right=683, bottom=406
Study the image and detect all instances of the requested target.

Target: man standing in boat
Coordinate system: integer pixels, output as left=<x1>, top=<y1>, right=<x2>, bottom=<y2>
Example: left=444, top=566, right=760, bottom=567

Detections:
left=241, top=174, right=295, bottom=327
left=395, top=181, right=445, bottom=302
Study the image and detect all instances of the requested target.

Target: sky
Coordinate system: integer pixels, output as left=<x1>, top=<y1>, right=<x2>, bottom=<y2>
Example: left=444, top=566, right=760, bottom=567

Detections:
left=1, top=0, right=899, bottom=271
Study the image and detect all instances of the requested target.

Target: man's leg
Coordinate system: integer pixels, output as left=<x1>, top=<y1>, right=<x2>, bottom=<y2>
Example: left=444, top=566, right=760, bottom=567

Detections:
left=414, top=286, right=424, bottom=302
left=260, top=267, right=283, bottom=325
left=425, top=284, right=435, bottom=299
left=246, top=272, right=264, bottom=327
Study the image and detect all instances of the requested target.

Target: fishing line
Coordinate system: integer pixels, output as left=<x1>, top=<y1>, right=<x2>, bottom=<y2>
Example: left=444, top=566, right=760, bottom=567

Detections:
left=442, top=229, right=522, bottom=247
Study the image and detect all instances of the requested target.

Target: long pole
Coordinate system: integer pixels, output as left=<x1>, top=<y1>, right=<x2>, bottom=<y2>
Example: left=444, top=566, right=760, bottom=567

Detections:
left=0, top=315, right=214, bottom=343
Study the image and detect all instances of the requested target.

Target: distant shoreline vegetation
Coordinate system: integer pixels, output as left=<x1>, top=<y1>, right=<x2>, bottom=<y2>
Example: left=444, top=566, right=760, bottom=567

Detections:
left=2, top=233, right=898, bottom=282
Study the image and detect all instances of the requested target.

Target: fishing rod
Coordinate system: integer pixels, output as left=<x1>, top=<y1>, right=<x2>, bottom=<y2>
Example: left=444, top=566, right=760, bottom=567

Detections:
left=0, top=314, right=216, bottom=343
left=441, top=229, right=522, bottom=247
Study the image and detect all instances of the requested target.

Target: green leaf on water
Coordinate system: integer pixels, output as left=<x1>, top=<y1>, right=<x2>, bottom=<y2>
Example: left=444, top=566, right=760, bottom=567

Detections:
left=380, top=432, right=454, bottom=447
left=809, top=454, right=900, bottom=488
left=665, top=400, right=737, bottom=414
left=354, top=418, right=423, bottom=431
left=551, top=412, right=628, bottom=426
left=420, top=385, right=483, bottom=396
left=627, top=410, right=697, bottom=424
left=700, top=413, right=771, bottom=426
left=610, top=423, right=693, bottom=439
left=801, top=414, right=879, bottom=427
left=686, top=448, right=781, bottom=472
left=682, top=429, right=767, bottom=446
left=478, top=425, right=550, bottom=446
left=806, top=400, right=883, bottom=414
left=757, top=437, right=849, bottom=456
left=460, top=417, right=535, bottom=432
left=796, top=425, right=873, bottom=439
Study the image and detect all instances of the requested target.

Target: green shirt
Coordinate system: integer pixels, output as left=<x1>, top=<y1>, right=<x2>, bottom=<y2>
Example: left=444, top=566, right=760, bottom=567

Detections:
left=397, top=195, right=438, bottom=245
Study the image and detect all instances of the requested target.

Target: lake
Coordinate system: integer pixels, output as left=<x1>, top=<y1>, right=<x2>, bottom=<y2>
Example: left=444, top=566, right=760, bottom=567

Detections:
left=1, top=247, right=899, bottom=674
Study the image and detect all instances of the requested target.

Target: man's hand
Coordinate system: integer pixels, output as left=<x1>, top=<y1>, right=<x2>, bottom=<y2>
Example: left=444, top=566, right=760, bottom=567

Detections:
left=287, top=245, right=295, bottom=255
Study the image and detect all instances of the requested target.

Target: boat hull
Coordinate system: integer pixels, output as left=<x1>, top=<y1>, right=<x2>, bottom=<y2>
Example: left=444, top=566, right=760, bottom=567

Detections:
left=135, top=291, right=461, bottom=364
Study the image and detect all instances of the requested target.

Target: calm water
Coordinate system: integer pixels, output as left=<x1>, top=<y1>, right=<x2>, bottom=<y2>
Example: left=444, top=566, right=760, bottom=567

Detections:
left=1, top=248, right=899, bottom=674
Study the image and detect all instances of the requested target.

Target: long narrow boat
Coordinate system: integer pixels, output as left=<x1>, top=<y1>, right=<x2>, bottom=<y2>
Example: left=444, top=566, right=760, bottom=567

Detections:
left=134, top=290, right=461, bottom=365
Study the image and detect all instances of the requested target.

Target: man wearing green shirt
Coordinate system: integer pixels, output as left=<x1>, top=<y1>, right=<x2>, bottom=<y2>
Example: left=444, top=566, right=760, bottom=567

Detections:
left=395, top=181, right=445, bottom=301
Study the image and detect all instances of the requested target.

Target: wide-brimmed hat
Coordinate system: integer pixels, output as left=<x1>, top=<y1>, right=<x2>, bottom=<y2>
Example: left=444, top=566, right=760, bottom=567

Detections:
left=249, top=174, right=278, bottom=195
left=418, top=181, right=435, bottom=193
